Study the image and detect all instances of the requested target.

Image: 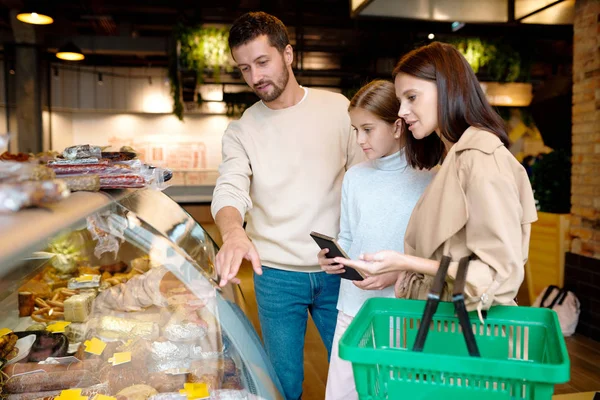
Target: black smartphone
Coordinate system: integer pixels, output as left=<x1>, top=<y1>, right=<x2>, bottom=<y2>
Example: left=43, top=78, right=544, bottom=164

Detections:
left=310, top=231, right=364, bottom=281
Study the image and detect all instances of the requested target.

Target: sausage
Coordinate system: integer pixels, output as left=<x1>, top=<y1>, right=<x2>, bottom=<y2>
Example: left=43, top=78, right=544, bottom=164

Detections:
left=61, top=175, right=101, bottom=192
left=5, top=383, right=110, bottom=400
left=48, top=163, right=109, bottom=175
left=4, top=370, right=99, bottom=393
left=3, top=359, right=102, bottom=377
left=99, top=175, right=145, bottom=189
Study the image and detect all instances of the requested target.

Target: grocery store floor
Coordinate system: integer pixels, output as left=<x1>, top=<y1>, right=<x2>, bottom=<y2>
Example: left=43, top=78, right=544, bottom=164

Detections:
left=199, top=220, right=600, bottom=399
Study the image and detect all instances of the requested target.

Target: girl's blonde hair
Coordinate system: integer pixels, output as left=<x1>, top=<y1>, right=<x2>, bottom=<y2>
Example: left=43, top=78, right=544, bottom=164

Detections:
left=349, top=80, right=400, bottom=126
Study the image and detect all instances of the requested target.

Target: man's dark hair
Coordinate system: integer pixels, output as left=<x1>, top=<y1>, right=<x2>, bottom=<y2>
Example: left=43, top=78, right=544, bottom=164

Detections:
left=228, top=11, right=290, bottom=53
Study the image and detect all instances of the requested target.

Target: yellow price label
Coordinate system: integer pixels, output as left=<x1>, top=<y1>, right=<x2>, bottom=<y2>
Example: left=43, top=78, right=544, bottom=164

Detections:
left=84, top=337, right=107, bottom=356
left=179, top=383, right=210, bottom=400
left=75, top=275, right=95, bottom=282
left=108, top=352, right=131, bottom=366
left=56, top=389, right=88, bottom=400
left=46, top=321, right=71, bottom=333
left=0, top=328, right=12, bottom=337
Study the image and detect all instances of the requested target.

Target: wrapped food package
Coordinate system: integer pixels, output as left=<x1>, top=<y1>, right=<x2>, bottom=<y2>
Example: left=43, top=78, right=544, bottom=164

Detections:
left=0, top=180, right=70, bottom=212
left=149, top=394, right=186, bottom=400
left=63, top=292, right=95, bottom=322
left=3, top=369, right=99, bottom=394
left=63, top=144, right=102, bottom=160
left=61, top=174, right=101, bottom=192
left=67, top=274, right=101, bottom=290
left=99, top=174, right=146, bottom=189
left=3, top=359, right=102, bottom=377
left=47, top=161, right=109, bottom=175
left=65, top=321, right=89, bottom=342
left=94, top=267, right=169, bottom=313
left=0, top=162, right=56, bottom=182
left=5, top=383, right=110, bottom=400
left=96, top=316, right=159, bottom=340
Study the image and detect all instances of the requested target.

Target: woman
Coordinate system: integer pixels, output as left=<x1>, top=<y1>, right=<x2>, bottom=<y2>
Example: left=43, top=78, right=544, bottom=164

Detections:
left=334, top=42, right=537, bottom=320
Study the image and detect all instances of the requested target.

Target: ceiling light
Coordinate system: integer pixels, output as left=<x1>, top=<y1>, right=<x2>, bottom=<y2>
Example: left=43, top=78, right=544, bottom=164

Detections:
left=428, top=33, right=435, bottom=40
left=56, top=42, right=85, bottom=61
left=16, top=2, right=53, bottom=25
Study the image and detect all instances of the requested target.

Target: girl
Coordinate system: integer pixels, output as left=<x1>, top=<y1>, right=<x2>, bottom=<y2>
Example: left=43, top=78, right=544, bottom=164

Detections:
left=318, top=80, right=434, bottom=400
left=335, top=42, right=537, bottom=322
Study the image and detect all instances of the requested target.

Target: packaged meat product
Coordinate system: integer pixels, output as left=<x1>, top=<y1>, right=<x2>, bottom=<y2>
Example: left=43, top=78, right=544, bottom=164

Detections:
left=99, top=174, right=146, bottom=189
left=4, top=369, right=99, bottom=393
left=63, top=144, right=102, bottom=160
left=3, top=359, right=102, bottom=377
left=61, top=175, right=101, bottom=192
left=101, top=151, right=137, bottom=161
left=47, top=161, right=109, bottom=175
left=95, top=316, right=159, bottom=340
left=67, top=275, right=101, bottom=290
left=0, top=180, right=70, bottom=212
left=5, top=383, right=110, bottom=400
left=0, top=151, right=30, bottom=162
left=0, top=162, right=56, bottom=183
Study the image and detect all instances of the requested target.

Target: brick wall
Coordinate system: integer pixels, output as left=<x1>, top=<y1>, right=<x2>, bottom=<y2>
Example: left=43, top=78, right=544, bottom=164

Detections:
left=570, top=0, right=600, bottom=259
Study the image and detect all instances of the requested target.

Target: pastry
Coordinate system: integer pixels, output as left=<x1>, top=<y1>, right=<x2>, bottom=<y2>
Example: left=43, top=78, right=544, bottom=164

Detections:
left=116, top=384, right=158, bottom=400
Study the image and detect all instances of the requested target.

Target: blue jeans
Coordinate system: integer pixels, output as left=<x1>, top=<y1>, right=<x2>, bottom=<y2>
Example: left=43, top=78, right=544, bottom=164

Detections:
left=254, top=266, right=341, bottom=400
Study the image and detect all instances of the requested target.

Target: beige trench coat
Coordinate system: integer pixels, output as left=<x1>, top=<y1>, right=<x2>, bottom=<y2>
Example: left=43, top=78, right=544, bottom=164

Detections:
left=397, top=127, right=538, bottom=316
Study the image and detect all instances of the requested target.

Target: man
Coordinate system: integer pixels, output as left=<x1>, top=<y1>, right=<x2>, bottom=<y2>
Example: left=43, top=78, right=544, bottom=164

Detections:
left=211, top=11, right=364, bottom=400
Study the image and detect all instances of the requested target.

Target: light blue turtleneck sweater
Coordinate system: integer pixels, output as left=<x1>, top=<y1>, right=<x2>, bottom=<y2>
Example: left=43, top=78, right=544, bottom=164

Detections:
left=337, top=150, right=435, bottom=317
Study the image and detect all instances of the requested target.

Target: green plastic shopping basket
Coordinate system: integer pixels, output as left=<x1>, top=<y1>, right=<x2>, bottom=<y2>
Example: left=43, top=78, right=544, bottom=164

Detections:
left=339, top=256, right=570, bottom=399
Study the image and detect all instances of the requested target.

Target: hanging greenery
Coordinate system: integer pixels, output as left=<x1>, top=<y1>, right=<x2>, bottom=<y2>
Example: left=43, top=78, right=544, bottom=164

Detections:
left=169, top=24, right=234, bottom=120
left=450, top=38, right=523, bottom=82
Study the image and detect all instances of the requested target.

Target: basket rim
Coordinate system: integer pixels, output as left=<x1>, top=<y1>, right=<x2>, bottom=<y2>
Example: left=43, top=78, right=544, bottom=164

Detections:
left=339, top=298, right=571, bottom=384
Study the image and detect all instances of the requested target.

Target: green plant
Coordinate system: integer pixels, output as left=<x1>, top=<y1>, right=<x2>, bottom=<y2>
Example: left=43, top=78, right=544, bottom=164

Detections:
left=178, top=26, right=232, bottom=80
left=450, top=38, right=523, bottom=82
left=169, top=24, right=233, bottom=120
left=531, top=150, right=571, bottom=213
left=452, top=38, right=495, bottom=74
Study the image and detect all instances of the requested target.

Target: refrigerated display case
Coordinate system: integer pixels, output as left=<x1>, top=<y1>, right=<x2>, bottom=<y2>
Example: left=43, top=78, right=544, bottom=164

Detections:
left=0, top=189, right=284, bottom=400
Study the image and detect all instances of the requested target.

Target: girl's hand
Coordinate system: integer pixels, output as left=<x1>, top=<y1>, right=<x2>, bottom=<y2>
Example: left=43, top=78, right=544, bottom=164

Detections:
left=318, top=248, right=345, bottom=275
left=353, top=271, right=400, bottom=291
left=334, top=250, right=406, bottom=276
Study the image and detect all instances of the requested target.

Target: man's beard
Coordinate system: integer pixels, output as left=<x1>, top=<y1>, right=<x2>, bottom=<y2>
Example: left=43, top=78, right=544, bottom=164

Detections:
left=253, top=65, right=290, bottom=103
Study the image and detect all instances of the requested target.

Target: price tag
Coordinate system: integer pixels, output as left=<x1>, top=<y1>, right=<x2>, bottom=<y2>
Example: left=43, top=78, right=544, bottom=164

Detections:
left=75, top=275, right=95, bottom=282
left=0, top=328, right=12, bottom=337
left=56, top=389, right=88, bottom=400
left=84, top=337, right=107, bottom=355
left=179, top=383, right=210, bottom=400
left=47, top=321, right=71, bottom=333
left=108, top=352, right=131, bottom=366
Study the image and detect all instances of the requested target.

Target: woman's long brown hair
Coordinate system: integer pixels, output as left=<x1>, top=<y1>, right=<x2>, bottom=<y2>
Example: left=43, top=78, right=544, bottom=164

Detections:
left=393, top=42, right=509, bottom=170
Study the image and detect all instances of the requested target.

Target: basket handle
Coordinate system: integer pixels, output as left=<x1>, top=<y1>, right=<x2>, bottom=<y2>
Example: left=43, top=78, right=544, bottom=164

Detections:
left=412, top=255, right=481, bottom=357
